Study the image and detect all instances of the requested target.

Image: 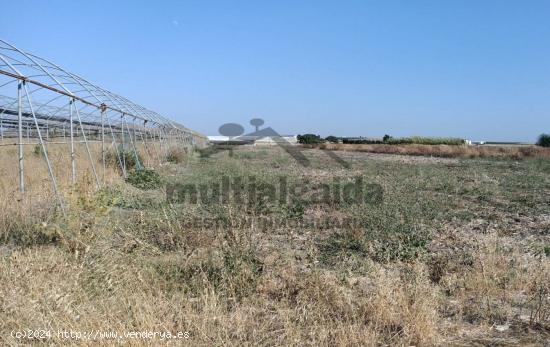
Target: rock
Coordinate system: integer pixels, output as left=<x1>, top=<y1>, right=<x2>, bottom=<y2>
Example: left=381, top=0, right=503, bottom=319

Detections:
left=495, top=324, right=510, bottom=332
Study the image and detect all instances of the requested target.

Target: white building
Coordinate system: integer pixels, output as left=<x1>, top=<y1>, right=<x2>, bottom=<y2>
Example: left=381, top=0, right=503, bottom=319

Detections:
left=207, top=135, right=297, bottom=146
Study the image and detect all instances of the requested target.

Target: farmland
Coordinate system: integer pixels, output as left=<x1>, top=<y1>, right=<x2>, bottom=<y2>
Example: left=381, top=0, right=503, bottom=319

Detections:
left=0, top=145, right=549, bottom=346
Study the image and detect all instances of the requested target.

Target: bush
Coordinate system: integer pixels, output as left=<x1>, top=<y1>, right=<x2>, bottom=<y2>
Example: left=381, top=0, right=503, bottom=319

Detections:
left=33, top=144, right=45, bottom=157
left=166, top=147, right=186, bottom=163
left=196, top=147, right=216, bottom=159
left=105, top=146, right=143, bottom=172
left=343, top=138, right=383, bottom=144
left=341, top=136, right=465, bottom=145
left=126, top=169, right=162, bottom=190
left=385, top=136, right=465, bottom=145
left=536, top=134, right=550, bottom=147
left=297, top=134, right=323, bottom=144
left=325, top=135, right=340, bottom=143
left=319, top=225, right=429, bottom=264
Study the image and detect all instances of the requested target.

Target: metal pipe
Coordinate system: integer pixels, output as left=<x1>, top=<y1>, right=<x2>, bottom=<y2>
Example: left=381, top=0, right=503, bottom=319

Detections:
left=17, top=81, right=24, bottom=192
left=106, top=119, right=126, bottom=177
left=73, top=101, right=100, bottom=188
left=22, top=81, right=65, bottom=215
left=0, top=69, right=153, bottom=124
left=101, top=106, right=106, bottom=182
left=69, top=99, right=76, bottom=184
left=121, top=114, right=126, bottom=173
left=139, top=129, right=152, bottom=167
left=125, top=118, right=142, bottom=170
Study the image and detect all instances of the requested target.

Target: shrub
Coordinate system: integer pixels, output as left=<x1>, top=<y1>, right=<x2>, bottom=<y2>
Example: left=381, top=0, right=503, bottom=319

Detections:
left=341, top=136, right=465, bottom=145
left=126, top=169, right=162, bottom=190
left=325, top=135, right=340, bottom=143
left=297, top=134, right=323, bottom=144
left=536, top=134, right=550, bottom=147
left=166, top=147, right=186, bottom=163
left=385, top=136, right=465, bottom=145
left=33, top=144, right=45, bottom=157
left=319, top=225, right=430, bottom=264
left=0, top=212, right=59, bottom=247
left=343, top=138, right=384, bottom=144
left=151, top=230, right=263, bottom=300
left=196, top=147, right=216, bottom=159
left=105, top=146, right=143, bottom=172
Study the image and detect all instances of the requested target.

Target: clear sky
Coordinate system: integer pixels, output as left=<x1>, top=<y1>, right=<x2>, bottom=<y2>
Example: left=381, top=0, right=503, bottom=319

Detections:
left=2, top=0, right=549, bottom=141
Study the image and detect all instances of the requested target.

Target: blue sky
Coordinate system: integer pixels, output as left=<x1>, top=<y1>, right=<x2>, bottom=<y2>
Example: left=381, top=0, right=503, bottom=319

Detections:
left=2, top=1, right=549, bottom=141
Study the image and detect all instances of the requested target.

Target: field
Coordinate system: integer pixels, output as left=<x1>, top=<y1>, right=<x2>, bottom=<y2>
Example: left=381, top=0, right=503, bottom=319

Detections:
left=0, top=144, right=549, bottom=346
left=308, top=143, right=550, bottom=159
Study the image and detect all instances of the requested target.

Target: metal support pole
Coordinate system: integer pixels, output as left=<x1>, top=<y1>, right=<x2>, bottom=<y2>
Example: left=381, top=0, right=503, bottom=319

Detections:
left=101, top=105, right=106, bottom=183
left=106, top=119, right=126, bottom=177
left=146, top=130, right=158, bottom=166
left=156, top=128, right=163, bottom=161
left=69, top=99, right=76, bottom=184
left=17, top=81, right=24, bottom=192
left=153, top=130, right=162, bottom=165
left=121, top=114, right=126, bottom=173
left=125, top=118, right=142, bottom=170
left=139, top=129, right=152, bottom=167
left=73, top=102, right=100, bottom=188
left=159, top=128, right=168, bottom=160
left=22, top=81, right=65, bottom=215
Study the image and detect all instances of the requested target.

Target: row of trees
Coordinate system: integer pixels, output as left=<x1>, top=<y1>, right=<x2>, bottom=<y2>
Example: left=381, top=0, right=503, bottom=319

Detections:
left=297, top=133, right=550, bottom=147
left=297, top=134, right=394, bottom=144
left=297, top=134, right=461, bottom=145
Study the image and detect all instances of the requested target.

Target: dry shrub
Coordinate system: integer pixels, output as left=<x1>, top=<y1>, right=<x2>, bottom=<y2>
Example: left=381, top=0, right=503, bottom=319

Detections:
left=307, top=143, right=550, bottom=159
left=440, top=232, right=550, bottom=326
left=0, top=196, right=58, bottom=246
left=256, top=263, right=440, bottom=346
left=367, top=263, right=440, bottom=346
left=166, top=147, right=186, bottom=163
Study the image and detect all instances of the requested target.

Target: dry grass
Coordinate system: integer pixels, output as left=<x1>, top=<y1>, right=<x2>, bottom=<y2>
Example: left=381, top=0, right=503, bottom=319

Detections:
left=307, top=143, right=550, bottom=159
left=0, top=146, right=549, bottom=346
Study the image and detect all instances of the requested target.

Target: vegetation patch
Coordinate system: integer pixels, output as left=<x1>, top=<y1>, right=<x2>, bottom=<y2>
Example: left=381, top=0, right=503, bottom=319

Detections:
left=125, top=169, right=162, bottom=190
left=2, top=146, right=550, bottom=346
left=166, top=147, right=186, bottom=163
left=105, top=146, right=144, bottom=172
left=536, top=133, right=550, bottom=147
left=297, top=133, right=323, bottom=144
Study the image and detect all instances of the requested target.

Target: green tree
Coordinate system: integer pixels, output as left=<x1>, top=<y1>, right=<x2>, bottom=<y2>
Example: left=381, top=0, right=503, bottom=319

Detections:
left=536, top=134, right=550, bottom=147
left=325, top=135, right=340, bottom=143
left=297, top=134, right=323, bottom=144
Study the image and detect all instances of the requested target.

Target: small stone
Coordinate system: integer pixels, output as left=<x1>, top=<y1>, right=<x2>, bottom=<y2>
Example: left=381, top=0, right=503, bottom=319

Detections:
left=495, top=324, right=510, bottom=332
left=519, top=314, right=530, bottom=322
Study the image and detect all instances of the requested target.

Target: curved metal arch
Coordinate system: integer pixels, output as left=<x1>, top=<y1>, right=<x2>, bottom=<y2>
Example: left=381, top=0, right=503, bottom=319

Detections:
left=0, top=38, right=205, bottom=141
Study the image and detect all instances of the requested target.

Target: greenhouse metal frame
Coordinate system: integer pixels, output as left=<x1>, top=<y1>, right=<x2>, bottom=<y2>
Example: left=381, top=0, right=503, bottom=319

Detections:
left=0, top=39, right=206, bottom=212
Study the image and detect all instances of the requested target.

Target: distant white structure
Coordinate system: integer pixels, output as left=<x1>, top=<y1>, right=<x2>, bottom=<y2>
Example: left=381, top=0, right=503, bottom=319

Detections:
left=465, top=140, right=486, bottom=146
left=207, top=136, right=233, bottom=143
left=207, top=135, right=297, bottom=146
left=251, top=135, right=297, bottom=146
